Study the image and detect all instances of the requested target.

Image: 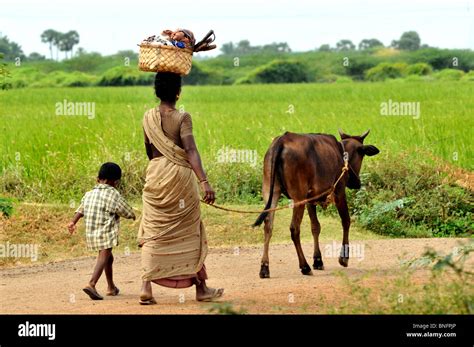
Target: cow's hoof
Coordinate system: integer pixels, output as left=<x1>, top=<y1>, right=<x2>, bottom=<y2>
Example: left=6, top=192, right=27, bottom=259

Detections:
left=338, top=257, right=349, bottom=267
left=313, top=258, right=324, bottom=270
left=301, top=264, right=313, bottom=275
left=259, top=264, right=270, bottom=279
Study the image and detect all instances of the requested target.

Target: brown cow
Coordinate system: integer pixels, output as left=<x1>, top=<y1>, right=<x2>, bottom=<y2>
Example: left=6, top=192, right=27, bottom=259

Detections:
left=253, top=130, right=379, bottom=278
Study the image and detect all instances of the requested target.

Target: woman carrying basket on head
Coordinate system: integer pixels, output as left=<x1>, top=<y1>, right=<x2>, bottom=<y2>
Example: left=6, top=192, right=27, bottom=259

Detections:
left=138, top=72, right=224, bottom=305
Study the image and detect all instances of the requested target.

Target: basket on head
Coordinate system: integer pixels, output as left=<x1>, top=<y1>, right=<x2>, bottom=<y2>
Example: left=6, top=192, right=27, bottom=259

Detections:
left=138, top=43, right=193, bottom=76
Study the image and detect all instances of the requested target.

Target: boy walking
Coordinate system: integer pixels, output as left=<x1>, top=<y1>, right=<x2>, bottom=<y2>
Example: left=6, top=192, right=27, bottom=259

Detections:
left=68, top=162, right=136, bottom=300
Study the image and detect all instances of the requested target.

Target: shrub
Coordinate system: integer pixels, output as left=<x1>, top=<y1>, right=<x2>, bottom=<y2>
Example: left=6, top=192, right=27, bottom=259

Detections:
left=183, top=62, right=223, bottom=85
left=239, top=60, right=310, bottom=84
left=433, top=69, right=465, bottom=81
left=348, top=153, right=474, bottom=237
left=461, top=70, right=474, bottom=81
left=0, top=197, right=13, bottom=217
left=345, top=55, right=380, bottom=80
left=365, top=62, right=408, bottom=81
left=60, top=71, right=97, bottom=87
left=98, top=66, right=153, bottom=86
left=408, top=48, right=474, bottom=72
left=406, top=62, right=432, bottom=76
left=9, top=66, right=45, bottom=88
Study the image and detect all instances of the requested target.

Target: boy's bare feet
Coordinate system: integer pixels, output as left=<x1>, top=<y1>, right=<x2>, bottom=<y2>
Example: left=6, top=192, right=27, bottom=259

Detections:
left=83, top=285, right=104, bottom=300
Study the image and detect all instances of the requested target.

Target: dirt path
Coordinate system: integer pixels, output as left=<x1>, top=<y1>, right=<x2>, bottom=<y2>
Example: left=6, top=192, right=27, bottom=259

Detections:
left=0, top=238, right=468, bottom=314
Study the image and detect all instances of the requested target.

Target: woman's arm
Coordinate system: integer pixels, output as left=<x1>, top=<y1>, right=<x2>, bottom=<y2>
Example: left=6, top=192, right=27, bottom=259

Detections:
left=181, top=134, right=215, bottom=204
left=143, top=129, right=153, bottom=160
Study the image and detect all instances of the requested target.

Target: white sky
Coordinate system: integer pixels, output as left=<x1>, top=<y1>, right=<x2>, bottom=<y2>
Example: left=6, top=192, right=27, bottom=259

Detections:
left=1, top=0, right=473, bottom=58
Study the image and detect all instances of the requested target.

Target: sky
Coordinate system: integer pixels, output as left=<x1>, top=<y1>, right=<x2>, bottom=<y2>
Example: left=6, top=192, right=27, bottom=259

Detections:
left=1, top=0, right=473, bottom=59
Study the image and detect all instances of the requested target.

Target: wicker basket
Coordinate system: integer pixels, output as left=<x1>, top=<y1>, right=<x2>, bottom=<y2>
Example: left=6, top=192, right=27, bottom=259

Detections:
left=138, top=43, right=193, bottom=75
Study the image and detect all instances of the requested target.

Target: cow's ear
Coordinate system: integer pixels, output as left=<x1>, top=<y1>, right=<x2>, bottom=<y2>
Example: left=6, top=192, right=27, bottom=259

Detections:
left=358, top=145, right=380, bottom=156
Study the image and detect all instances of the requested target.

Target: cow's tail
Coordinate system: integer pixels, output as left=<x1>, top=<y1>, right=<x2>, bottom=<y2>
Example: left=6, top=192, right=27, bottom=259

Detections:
left=253, top=137, right=285, bottom=227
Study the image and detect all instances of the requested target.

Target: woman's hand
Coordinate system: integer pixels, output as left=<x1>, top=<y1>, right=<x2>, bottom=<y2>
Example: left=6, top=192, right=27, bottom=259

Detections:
left=201, top=181, right=215, bottom=204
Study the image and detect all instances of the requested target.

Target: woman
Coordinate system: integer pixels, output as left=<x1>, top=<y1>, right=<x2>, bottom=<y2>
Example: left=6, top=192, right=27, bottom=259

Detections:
left=138, top=72, right=224, bottom=305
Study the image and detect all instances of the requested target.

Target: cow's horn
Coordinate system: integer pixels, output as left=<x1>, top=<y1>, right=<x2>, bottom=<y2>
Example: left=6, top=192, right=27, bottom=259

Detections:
left=360, top=129, right=370, bottom=140
left=338, top=129, right=349, bottom=139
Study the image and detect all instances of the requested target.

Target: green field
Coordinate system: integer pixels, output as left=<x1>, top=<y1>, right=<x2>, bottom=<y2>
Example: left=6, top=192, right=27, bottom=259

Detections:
left=1, top=82, right=473, bottom=203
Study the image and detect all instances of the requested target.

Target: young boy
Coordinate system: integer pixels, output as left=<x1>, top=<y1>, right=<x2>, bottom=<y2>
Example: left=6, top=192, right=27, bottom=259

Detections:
left=68, top=162, right=136, bottom=300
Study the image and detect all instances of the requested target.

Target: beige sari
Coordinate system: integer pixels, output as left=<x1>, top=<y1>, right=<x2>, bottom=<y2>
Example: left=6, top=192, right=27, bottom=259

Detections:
left=138, top=107, right=208, bottom=282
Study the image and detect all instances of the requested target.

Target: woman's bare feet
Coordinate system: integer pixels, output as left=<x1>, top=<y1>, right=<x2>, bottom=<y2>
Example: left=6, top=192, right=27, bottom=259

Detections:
left=139, top=280, right=156, bottom=305
left=196, top=281, right=224, bottom=302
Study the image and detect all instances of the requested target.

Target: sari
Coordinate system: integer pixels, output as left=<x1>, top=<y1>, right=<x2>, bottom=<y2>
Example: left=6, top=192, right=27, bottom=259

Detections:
left=138, top=107, right=208, bottom=287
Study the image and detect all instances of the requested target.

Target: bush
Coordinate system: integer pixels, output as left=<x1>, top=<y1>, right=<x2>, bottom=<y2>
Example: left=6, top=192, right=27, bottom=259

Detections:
left=61, top=71, right=97, bottom=87
left=408, top=48, right=474, bottom=72
left=365, top=62, right=408, bottom=81
left=98, top=66, right=153, bottom=86
left=183, top=62, right=223, bottom=85
left=238, top=60, right=310, bottom=84
left=0, top=197, right=13, bottom=217
left=461, top=70, right=474, bottom=81
left=348, top=153, right=474, bottom=237
left=406, top=62, right=432, bottom=76
left=345, top=55, right=380, bottom=80
left=433, top=69, right=465, bottom=81
left=9, top=66, right=46, bottom=88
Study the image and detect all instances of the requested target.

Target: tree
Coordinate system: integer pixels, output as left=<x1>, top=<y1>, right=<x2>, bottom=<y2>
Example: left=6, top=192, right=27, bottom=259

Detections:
left=236, top=40, right=252, bottom=54
left=0, top=36, right=25, bottom=61
left=0, top=53, right=11, bottom=90
left=336, top=39, right=355, bottom=51
left=220, top=40, right=290, bottom=56
left=391, top=31, right=421, bottom=51
left=262, top=42, right=291, bottom=53
left=358, top=39, right=384, bottom=50
left=57, top=31, right=80, bottom=59
left=40, top=29, right=60, bottom=60
left=318, top=44, right=331, bottom=52
left=53, top=33, right=62, bottom=60
left=220, top=42, right=234, bottom=55
left=65, top=30, right=80, bottom=56
left=27, top=52, right=46, bottom=61
left=75, top=47, right=86, bottom=56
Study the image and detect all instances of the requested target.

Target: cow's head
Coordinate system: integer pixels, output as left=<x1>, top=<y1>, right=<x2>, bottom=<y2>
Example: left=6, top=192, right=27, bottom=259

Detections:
left=339, top=129, right=380, bottom=189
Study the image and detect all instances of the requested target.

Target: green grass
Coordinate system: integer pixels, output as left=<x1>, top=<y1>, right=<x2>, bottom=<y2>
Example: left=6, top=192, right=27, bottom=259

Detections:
left=0, top=82, right=473, bottom=203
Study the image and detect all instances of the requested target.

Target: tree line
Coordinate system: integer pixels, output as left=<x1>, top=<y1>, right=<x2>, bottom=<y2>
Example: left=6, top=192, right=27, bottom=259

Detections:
left=220, top=31, right=425, bottom=55
left=319, top=31, right=424, bottom=52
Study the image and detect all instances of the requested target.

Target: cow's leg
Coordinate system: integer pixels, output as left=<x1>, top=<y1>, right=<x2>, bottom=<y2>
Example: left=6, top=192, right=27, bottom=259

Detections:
left=290, top=205, right=312, bottom=275
left=307, top=204, right=324, bottom=270
left=335, top=192, right=350, bottom=267
left=260, top=188, right=280, bottom=279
